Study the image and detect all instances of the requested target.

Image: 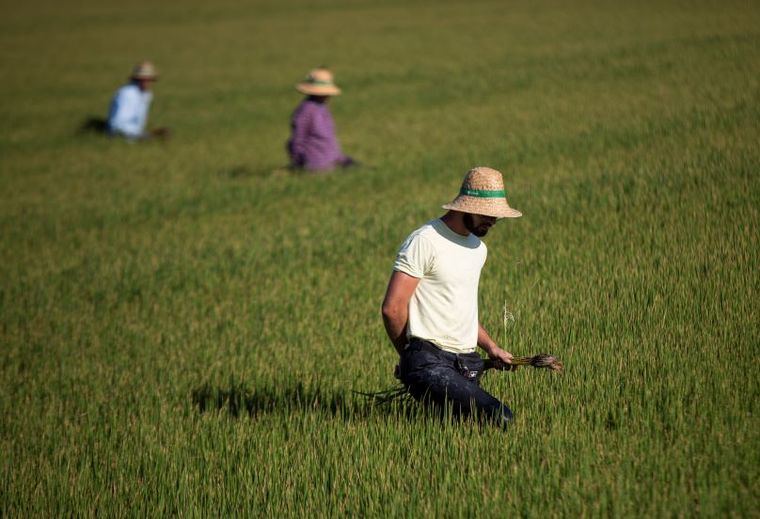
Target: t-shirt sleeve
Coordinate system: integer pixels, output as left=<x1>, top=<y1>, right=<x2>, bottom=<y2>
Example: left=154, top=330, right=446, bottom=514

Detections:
left=393, top=234, right=435, bottom=278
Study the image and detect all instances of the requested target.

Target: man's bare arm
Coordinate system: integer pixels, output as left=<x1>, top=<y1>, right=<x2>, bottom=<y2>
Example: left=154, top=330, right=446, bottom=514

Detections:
left=381, top=271, right=420, bottom=354
left=478, top=323, right=515, bottom=367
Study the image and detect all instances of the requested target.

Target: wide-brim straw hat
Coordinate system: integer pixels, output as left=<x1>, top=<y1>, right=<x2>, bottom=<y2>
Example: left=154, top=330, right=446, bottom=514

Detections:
left=442, top=166, right=522, bottom=218
left=296, top=68, right=341, bottom=96
left=131, top=61, right=158, bottom=81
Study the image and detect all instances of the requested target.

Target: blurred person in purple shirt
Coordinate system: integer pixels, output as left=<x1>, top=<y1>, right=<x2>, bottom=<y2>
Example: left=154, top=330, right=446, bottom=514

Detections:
left=287, top=68, right=355, bottom=172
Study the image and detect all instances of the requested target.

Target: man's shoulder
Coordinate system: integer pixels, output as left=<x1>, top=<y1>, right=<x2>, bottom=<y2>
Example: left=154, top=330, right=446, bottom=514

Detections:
left=405, top=220, right=439, bottom=242
left=299, top=99, right=324, bottom=111
left=293, top=100, right=318, bottom=119
left=411, top=219, right=487, bottom=257
left=114, top=83, right=140, bottom=99
left=117, top=83, right=140, bottom=94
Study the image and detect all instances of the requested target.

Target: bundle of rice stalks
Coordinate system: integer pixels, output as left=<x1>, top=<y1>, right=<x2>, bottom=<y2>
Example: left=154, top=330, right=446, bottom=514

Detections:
left=353, top=386, right=411, bottom=405
left=486, top=354, right=563, bottom=372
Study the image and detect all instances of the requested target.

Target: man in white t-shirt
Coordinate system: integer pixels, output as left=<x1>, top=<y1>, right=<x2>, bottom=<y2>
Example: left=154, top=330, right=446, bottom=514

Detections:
left=381, top=166, right=522, bottom=427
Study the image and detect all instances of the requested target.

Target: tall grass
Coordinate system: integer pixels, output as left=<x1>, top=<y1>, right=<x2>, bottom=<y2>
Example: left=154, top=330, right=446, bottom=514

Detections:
left=1, top=0, right=758, bottom=515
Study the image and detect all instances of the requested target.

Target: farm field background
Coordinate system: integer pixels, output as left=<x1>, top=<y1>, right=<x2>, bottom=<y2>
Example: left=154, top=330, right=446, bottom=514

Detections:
left=1, top=0, right=758, bottom=515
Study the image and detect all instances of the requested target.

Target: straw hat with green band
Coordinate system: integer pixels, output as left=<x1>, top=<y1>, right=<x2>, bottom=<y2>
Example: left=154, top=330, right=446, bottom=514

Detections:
left=296, top=67, right=341, bottom=96
left=131, top=61, right=158, bottom=81
left=442, top=166, right=522, bottom=218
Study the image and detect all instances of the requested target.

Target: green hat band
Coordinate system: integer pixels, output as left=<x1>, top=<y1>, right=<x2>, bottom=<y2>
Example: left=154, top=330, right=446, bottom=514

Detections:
left=460, top=188, right=506, bottom=198
left=306, top=79, right=334, bottom=86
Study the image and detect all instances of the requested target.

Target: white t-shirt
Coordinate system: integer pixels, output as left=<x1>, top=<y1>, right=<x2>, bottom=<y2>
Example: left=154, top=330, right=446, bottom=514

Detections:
left=393, top=218, right=487, bottom=354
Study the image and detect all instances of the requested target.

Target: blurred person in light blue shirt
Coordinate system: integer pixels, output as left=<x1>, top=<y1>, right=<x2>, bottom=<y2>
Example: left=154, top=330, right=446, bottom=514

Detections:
left=107, top=61, right=169, bottom=140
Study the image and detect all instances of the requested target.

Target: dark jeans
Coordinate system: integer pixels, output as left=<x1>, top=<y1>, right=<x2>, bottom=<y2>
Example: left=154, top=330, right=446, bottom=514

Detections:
left=397, top=338, right=513, bottom=428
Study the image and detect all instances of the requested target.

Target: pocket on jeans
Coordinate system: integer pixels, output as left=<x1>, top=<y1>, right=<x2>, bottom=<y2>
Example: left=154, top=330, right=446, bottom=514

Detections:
left=456, top=353, right=485, bottom=380
left=404, top=340, right=424, bottom=354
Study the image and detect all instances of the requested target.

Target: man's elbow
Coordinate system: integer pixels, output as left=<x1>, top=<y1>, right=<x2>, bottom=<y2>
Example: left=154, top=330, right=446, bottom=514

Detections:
left=381, top=302, right=392, bottom=320
left=381, top=300, right=403, bottom=321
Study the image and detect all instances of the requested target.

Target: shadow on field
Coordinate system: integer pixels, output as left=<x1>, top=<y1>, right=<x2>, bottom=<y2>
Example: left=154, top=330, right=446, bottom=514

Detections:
left=78, top=116, right=109, bottom=135
left=191, top=381, right=415, bottom=421
left=220, top=164, right=294, bottom=179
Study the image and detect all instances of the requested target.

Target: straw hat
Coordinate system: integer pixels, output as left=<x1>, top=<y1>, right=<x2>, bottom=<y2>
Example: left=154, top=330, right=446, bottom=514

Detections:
left=131, top=61, right=158, bottom=80
left=442, top=166, right=522, bottom=218
left=296, top=68, right=341, bottom=96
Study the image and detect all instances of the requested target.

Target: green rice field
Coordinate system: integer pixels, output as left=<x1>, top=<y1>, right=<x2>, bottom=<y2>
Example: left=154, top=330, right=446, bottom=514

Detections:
left=1, top=0, right=758, bottom=515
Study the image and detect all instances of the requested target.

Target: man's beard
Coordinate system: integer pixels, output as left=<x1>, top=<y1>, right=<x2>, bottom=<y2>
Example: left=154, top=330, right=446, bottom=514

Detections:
left=463, top=213, right=491, bottom=237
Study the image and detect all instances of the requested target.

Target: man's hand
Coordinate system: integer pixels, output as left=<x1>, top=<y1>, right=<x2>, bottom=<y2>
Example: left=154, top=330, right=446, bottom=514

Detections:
left=477, top=323, right=518, bottom=371
left=485, top=345, right=518, bottom=372
left=150, top=127, right=171, bottom=140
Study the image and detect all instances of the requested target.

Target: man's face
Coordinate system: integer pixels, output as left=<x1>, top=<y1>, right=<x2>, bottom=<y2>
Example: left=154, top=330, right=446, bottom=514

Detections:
left=137, top=78, right=155, bottom=92
left=463, top=213, right=497, bottom=237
